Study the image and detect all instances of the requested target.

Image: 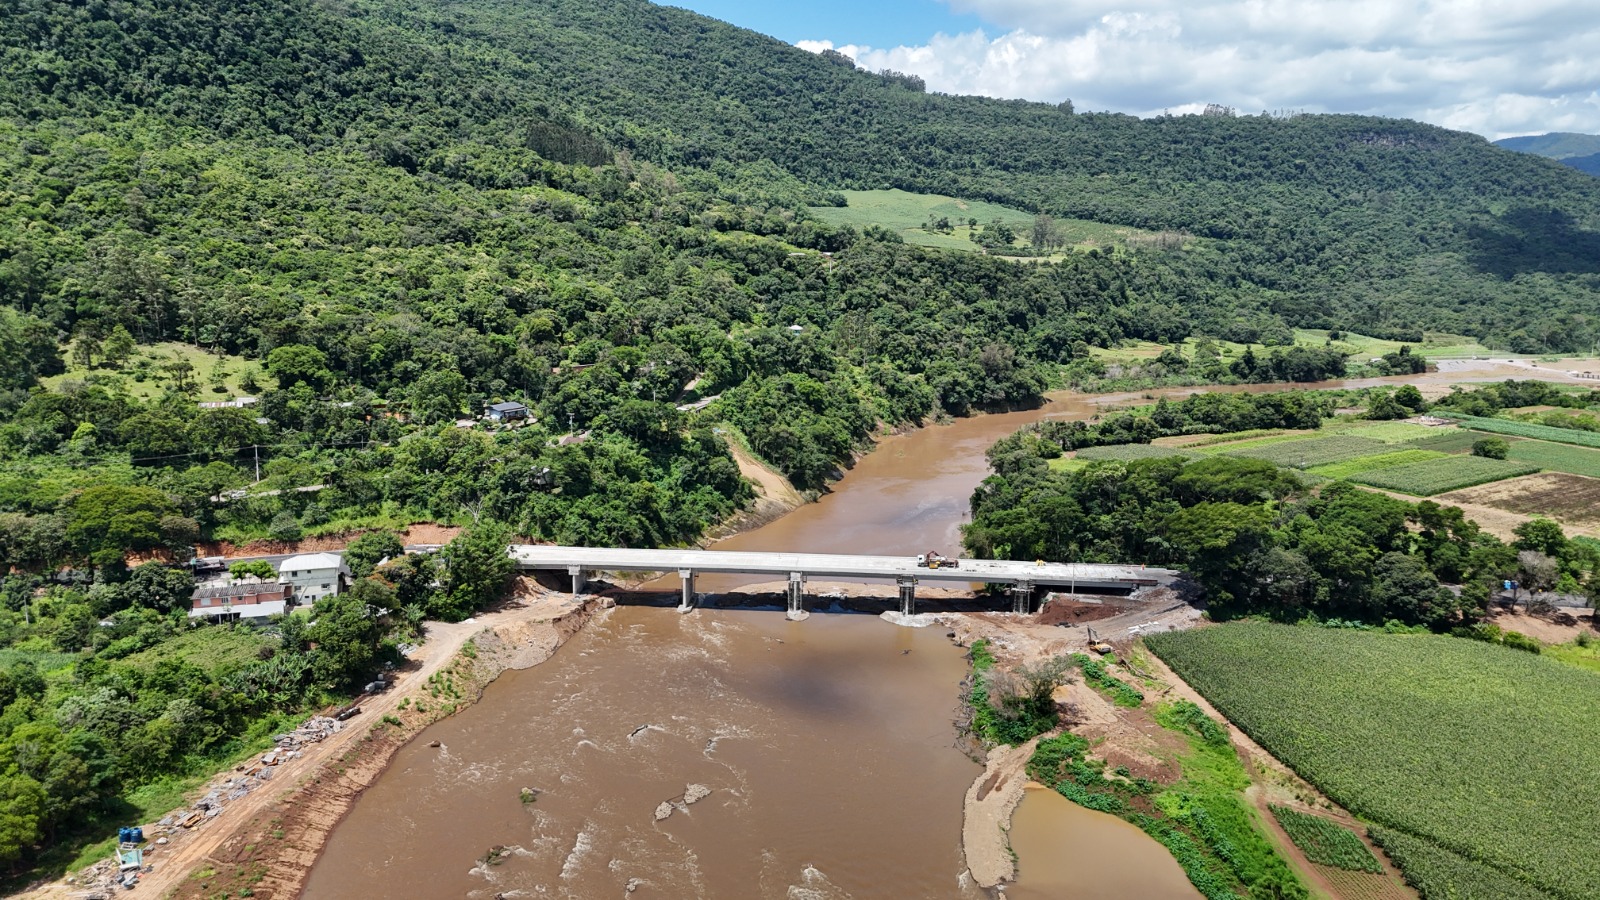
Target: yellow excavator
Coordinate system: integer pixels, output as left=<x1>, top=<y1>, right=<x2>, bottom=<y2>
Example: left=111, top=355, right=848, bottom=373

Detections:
left=1085, top=626, right=1114, bottom=655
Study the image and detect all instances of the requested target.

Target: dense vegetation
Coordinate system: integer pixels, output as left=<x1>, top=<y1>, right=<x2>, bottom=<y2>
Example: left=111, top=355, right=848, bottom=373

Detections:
left=1029, top=701, right=1308, bottom=900
left=0, top=524, right=510, bottom=874
left=1148, top=622, right=1600, bottom=900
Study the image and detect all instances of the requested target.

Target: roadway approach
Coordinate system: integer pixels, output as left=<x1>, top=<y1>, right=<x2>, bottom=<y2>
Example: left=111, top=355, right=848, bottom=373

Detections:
left=508, top=545, right=1177, bottom=615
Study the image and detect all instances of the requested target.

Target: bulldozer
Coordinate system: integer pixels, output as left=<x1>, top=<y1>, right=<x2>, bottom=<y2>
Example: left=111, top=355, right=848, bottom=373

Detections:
left=1085, top=626, right=1114, bottom=655
left=915, top=550, right=960, bottom=569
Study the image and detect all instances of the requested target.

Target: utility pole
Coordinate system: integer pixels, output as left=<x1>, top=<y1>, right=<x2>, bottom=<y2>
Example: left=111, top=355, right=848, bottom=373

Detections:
left=254, top=444, right=261, bottom=483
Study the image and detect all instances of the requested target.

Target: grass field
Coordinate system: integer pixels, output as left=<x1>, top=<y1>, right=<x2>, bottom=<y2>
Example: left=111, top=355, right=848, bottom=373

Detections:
left=1349, top=455, right=1539, bottom=496
left=1290, top=329, right=1492, bottom=359
left=1223, top=435, right=1390, bottom=469
left=807, top=189, right=1153, bottom=253
left=1306, top=449, right=1447, bottom=480
left=1147, top=622, right=1600, bottom=900
left=1192, top=432, right=1318, bottom=454
left=42, top=340, right=262, bottom=402
left=1506, top=439, right=1600, bottom=479
left=1154, top=429, right=1300, bottom=448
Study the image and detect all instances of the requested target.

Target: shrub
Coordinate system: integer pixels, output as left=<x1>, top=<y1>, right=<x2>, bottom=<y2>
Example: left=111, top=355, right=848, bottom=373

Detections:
left=1471, top=436, right=1510, bottom=459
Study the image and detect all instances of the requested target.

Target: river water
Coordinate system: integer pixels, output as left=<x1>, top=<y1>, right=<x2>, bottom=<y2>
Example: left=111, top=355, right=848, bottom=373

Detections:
left=308, top=361, right=1538, bottom=899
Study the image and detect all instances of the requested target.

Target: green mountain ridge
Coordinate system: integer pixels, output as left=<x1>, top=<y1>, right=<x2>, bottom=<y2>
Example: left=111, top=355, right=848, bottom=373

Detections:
left=1495, top=132, right=1600, bottom=160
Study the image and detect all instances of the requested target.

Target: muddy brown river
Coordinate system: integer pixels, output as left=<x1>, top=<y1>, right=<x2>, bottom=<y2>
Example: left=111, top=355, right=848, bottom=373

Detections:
left=307, top=361, right=1545, bottom=899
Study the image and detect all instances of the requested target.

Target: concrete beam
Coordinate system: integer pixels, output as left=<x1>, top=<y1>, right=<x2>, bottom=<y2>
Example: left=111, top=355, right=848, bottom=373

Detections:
left=568, top=565, right=586, bottom=597
left=1011, top=581, right=1034, bottom=615
left=898, top=575, right=917, bottom=616
left=786, top=571, right=805, bottom=615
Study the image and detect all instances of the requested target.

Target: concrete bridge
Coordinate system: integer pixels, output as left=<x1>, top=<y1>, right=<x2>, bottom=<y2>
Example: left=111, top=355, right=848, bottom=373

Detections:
left=508, top=545, right=1176, bottom=616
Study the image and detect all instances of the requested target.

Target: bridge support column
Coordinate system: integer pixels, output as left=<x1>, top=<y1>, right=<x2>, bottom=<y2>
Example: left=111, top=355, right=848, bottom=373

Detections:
left=1011, top=581, right=1034, bottom=615
left=568, top=566, right=587, bottom=597
left=787, top=572, right=806, bottom=615
left=678, top=569, right=696, bottom=611
left=898, top=576, right=917, bottom=616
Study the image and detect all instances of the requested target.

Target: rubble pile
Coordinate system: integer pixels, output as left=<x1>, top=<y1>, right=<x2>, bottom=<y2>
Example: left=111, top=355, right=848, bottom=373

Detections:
left=274, top=716, right=344, bottom=750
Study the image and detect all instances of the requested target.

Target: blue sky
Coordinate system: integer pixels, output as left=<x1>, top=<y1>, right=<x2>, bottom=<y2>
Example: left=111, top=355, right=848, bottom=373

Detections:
left=665, top=1, right=984, bottom=49
left=656, top=0, right=1600, bottom=139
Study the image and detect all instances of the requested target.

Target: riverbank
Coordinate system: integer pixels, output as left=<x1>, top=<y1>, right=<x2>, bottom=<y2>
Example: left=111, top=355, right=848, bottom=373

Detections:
left=23, top=579, right=598, bottom=900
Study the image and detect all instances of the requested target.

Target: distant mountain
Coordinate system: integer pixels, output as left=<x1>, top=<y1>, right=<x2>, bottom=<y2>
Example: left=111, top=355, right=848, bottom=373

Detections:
left=1564, top=153, right=1600, bottom=177
left=1495, top=132, right=1600, bottom=160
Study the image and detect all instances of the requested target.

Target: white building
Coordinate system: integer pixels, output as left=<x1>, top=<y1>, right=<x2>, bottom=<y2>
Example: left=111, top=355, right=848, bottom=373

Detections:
left=277, top=552, right=351, bottom=603
left=189, top=582, right=292, bottom=621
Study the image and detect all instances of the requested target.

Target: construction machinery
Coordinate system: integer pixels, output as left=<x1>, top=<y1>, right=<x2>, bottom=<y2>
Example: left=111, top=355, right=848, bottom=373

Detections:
left=1085, top=626, right=1114, bottom=655
left=915, top=550, right=960, bottom=570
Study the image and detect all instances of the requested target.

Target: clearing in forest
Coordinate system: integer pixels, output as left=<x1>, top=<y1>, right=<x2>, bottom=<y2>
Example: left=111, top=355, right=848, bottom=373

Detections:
left=807, top=189, right=1153, bottom=252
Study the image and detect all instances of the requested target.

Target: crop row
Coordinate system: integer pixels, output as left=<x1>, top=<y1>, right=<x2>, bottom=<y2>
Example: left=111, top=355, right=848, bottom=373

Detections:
left=1350, top=455, right=1538, bottom=496
left=1306, top=449, right=1446, bottom=480
left=1223, top=435, right=1389, bottom=469
left=1446, top=414, right=1600, bottom=448
left=1506, top=439, right=1600, bottom=479
left=1147, top=622, right=1600, bottom=900
left=1075, top=444, right=1197, bottom=462
left=1268, top=805, right=1382, bottom=873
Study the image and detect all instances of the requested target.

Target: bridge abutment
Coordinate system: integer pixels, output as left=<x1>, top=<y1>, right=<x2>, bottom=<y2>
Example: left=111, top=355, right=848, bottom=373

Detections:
left=1011, top=581, right=1034, bottom=615
left=898, top=576, right=917, bottom=616
left=678, top=569, right=696, bottom=611
left=787, top=572, right=805, bottom=616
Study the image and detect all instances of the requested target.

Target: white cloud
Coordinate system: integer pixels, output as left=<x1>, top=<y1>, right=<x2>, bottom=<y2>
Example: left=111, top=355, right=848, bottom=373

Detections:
left=799, top=1, right=1600, bottom=137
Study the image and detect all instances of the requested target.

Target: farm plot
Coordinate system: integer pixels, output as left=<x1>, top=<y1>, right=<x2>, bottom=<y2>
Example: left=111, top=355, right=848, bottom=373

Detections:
left=1327, top=421, right=1443, bottom=443
left=1192, top=432, right=1314, bottom=454
left=1507, top=439, right=1600, bottom=479
left=1437, top=472, right=1600, bottom=531
left=1349, top=456, right=1537, bottom=496
left=1075, top=444, right=1197, bottom=462
left=1403, top=429, right=1490, bottom=453
left=1269, top=806, right=1381, bottom=873
left=1307, top=450, right=1446, bottom=481
left=1223, top=435, right=1388, bottom=469
left=1147, top=622, right=1600, bottom=900
left=1447, top=415, right=1600, bottom=448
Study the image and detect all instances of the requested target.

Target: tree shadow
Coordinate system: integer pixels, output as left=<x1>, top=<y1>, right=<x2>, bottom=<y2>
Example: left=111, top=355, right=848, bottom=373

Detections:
left=1466, top=206, right=1600, bottom=278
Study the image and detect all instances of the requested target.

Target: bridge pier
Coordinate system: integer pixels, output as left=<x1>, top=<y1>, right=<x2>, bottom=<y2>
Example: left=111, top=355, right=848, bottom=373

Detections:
left=1011, top=581, right=1034, bottom=615
left=898, top=576, right=917, bottom=616
left=786, top=572, right=806, bottom=616
left=568, top=566, right=587, bottom=597
left=678, top=569, right=696, bottom=611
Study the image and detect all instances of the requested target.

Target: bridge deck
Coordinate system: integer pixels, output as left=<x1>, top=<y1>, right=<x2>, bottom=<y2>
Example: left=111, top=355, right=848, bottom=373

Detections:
left=508, top=545, right=1172, bottom=589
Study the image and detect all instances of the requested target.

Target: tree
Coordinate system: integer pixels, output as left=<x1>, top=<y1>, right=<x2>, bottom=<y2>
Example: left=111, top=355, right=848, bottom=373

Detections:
left=101, top=325, right=135, bottom=369
left=1365, top=392, right=1408, bottom=420
left=122, top=562, right=195, bottom=613
left=267, top=511, right=303, bottom=543
left=307, top=589, right=384, bottom=689
left=1393, top=384, right=1426, bottom=411
left=345, top=531, right=405, bottom=579
left=230, top=560, right=277, bottom=581
left=265, top=344, right=332, bottom=393
left=0, top=773, right=46, bottom=871
left=435, top=526, right=514, bottom=621
left=1513, top=518, right=1567, bottom=557
left=1471, top=436, right=1509, bottom=459
left=66, top=486, right=178, bottom=567
left=1516, top=550, right=1560, bottom=605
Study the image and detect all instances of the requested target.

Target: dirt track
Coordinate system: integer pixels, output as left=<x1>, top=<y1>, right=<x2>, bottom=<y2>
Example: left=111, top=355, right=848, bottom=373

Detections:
left=22, top=580, right=590, bottom=900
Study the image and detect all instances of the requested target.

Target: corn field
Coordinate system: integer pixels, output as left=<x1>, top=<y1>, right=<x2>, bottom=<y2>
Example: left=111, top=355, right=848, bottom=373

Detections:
left=1148, top=622, right=1600, bottom=900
